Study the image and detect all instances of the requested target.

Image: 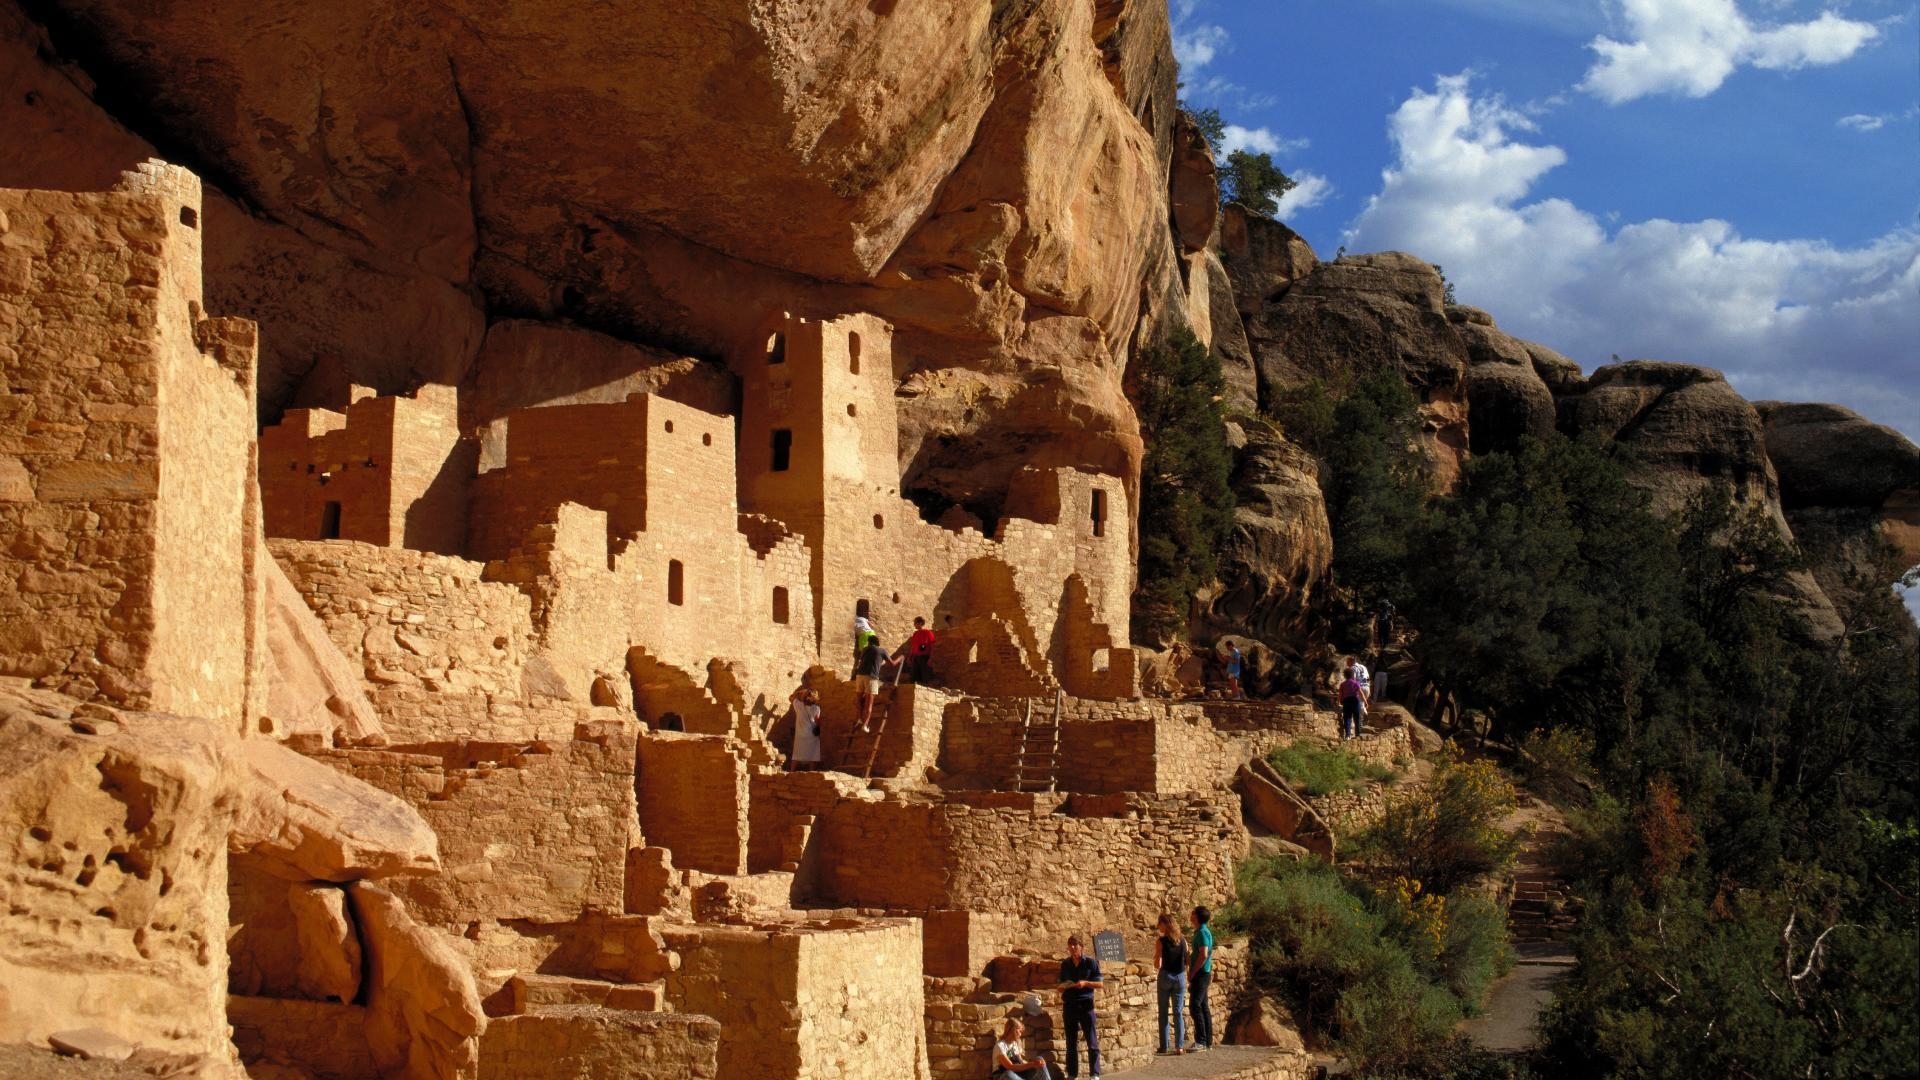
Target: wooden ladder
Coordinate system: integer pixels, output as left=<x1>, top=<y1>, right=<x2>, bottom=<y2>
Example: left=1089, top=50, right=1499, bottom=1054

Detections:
left=1013, top=688, right=1064, bottom=793
left=844, top=662, right=906, bottom=779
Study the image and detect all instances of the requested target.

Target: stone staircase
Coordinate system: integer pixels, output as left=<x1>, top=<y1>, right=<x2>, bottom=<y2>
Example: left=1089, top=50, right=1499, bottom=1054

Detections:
left=1507, top=871, right=1580, bottom=945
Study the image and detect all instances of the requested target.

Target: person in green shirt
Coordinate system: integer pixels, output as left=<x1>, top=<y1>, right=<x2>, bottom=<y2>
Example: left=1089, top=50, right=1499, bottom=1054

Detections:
left=1188, top=905, right=1215, bottom=1051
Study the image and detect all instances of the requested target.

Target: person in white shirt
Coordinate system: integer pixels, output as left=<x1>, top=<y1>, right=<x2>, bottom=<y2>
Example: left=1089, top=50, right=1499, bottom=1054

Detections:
left=993, top=1018, right=1056, bottom=1080
left=1344, top=655, right=1372, bottom=731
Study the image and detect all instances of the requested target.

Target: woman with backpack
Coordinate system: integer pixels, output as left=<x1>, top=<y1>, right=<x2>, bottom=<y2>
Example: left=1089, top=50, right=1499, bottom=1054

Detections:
left=1154, top=912, right=1190, bottom=1054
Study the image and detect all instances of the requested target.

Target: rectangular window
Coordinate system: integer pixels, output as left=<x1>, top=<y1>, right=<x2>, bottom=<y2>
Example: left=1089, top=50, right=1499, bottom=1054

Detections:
left=766, top=332, right=786, bottom=365
left=320, top=501, right=342, bottom=540
left=1090, top=489, right=1107, bottom=538
left=668, top=560, right=685, bottom=606
left=771, top=429, right=793, bottom=472
left=772, top=586, right=790, bottom=624
left=855, top=598, right=871, bottom=620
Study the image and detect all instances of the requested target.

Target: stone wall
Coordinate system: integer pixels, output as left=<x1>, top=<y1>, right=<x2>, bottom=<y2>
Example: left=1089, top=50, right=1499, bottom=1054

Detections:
left=812, top=792, right=1244, bottom=958
left=478, top=1008, right=720, bottom=1080
left=314, top=719, right=639, bottom=927
left=0, top=163, right=263, bottom=726
left=260, top=384, right=470, bottom=556
left=271, top=539, right=534, bottom=702
left=635, top=732, right=751, bottom=876
left=664, top=919, right=928, bottom=1080
left=939, top=697, right=1279, bottom=795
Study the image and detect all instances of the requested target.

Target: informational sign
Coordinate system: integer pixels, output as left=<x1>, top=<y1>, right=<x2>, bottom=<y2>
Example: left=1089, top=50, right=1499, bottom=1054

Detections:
left=1092, top=930, right=1126, bottom=966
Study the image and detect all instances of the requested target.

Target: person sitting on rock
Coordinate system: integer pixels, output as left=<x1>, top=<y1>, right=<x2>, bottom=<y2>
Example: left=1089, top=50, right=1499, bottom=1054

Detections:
left=993, top=1018, right=1056, bottom=1080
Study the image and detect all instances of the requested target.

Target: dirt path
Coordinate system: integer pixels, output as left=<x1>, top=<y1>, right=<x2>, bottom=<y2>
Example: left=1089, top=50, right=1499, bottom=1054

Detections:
left=1459, top=795, right=1579, bottom=1053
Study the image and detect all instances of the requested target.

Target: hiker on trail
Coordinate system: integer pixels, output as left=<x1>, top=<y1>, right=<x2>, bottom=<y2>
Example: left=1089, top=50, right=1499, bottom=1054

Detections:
left=1188, top=906, right=1215, bottom=1052
left=1338, top=665, right=1365, bottom=740
left=1154, top=913, right=1190, bottom=1055
left=1057, top=935, right=1103, bottom=1079
left=1223, top=642, right=1244, bottom=700
left=786, top=685, right=821, bottom=772
left=1346, top=655, right=1372, bottom=728
left=992, top=1018, right=1057, bottom=1080
left=894, top=615, right=937, bottom=685
left=855, top=636, right=889, bottom=731
left=852, top=615, right=879, bottom=670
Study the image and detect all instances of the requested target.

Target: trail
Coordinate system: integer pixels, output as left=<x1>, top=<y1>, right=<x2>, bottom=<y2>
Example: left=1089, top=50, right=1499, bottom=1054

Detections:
left=1459, top=795, right=1579, bottom=1053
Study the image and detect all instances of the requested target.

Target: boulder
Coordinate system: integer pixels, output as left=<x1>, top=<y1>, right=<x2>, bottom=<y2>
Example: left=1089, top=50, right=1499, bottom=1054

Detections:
left=0, top=683, right=232, bottom=1058
left=229, top=737, right=439, bottom=882
left=1457, top=322, right=1556, bottom=455
left=348, top=881, right=486, bottom=1080
left=1226, top=996, right=1307, bottom=1051
left=1217, top=205, right=1319, bottom=319
left=1754, top=402, right=1919, bottom=512
left=288, top=884, right=363, bottom=1005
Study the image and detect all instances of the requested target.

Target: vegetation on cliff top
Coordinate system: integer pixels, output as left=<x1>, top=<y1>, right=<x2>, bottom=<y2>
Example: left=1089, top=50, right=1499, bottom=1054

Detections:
left=1183, top=104, right=1298, bottom=218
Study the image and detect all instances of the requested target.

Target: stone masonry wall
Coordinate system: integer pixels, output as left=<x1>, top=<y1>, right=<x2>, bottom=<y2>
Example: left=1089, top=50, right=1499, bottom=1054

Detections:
left=478, top=1008, right=720, bottom=1080
left=271, top=539, right=534, bottom=702
left=635, top=732, right=750, bottom=876
left=313, top=717, right=639, bottom=927
left=1, top=163, right=262, bottom=725
left=664, top=919, right=929, bottom=1080
left=813, top=793, right=1244, bottom=958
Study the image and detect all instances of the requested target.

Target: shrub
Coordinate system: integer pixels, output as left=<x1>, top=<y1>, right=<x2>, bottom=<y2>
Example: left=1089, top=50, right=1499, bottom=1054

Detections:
left=1518, top=727, right=1596, bottom=807
left=1354, top=751, right=1518, bottom=896
left=1268, top=739, right=1394, bottom=796
left=1229, top=857, right=1515, bottom=1074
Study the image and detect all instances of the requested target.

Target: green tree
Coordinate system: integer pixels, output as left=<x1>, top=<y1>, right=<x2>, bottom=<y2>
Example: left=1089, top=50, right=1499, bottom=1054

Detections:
left=1219, top=149, right=1297, bottom=218
left=1130, top=327, right=1235, bottom=642
left=1182, top=104, right=1226, bottom=149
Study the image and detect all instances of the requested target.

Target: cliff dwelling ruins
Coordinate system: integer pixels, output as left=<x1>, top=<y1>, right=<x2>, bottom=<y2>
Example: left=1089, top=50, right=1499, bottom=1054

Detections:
left=1, top=164, right=1330, bottom=1080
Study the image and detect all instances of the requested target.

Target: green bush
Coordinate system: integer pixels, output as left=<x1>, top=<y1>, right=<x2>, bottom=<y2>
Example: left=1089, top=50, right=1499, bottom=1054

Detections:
left=1351, top=752, right=1519, bottom=897
left=1268, top=739, right=1394, bottom=795
left=1229, top=856, right=1514, bottom=1074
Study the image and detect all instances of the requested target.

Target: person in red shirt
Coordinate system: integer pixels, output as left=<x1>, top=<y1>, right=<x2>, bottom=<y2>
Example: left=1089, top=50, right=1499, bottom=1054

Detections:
left=894, top=616, right=937, bottom=684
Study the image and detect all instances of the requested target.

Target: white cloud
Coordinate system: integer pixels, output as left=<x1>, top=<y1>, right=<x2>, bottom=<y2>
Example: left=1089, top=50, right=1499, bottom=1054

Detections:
left=1348, top=73, right=1920, bottom=438
left=1838, top=112, right=1887, bottom=130
left=1218, top=124, right=1309, bottom=157
left=1580, top=0, right=1880, bottom=103
left=1174, top=22, right=1231, bottom=70
left=1275, top=172, right=1335, bottom=217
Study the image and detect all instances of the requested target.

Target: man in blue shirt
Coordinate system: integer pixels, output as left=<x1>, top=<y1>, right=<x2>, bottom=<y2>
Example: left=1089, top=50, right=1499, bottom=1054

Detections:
left=1188, top=906, right=1215, bottom=1051
left=1057, top=935, right=1103, bottom=1078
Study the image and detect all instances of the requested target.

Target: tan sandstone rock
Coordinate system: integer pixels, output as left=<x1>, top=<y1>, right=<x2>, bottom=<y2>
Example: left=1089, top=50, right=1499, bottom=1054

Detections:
left=230, top=737, right=439, bottom=882
left=262, top=556, right=384, bottom=747
left=348, top=880, right=487, bottom=1080
left=287, top=884, right=364, bottom=1005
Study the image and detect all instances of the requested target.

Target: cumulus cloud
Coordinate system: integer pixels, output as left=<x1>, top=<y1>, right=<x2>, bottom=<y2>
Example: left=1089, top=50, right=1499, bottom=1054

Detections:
left=1218, top=124, right=1309, bottom=157
left=1838, top=112, right=1888, bottom=130
left=1581, top=0, right=1880, bottom=103
left=1275, top=172, right=1335, bottom=217
left=1174, top=21, right=1231, bottom=70
left=1348, top=74, right=1920, bottom=438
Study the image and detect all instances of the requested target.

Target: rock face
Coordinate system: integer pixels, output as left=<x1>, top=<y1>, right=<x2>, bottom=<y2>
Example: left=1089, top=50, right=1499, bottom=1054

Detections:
left=10, top=0, right=1182, bottom=511
left=1756, top=401, right=1920, bottom=577
left=1200, top=428, right=1332, bottom=679
left=1560, top=361, right=1845, bottom=640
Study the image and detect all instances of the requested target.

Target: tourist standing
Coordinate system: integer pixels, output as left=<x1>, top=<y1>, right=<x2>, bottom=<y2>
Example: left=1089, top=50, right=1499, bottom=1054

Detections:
left=852, top=614, right=879, bottom=671
left=1345, top=655, right=1372, bottom=732
left=1154, top=913, right=1189, bottom=1055
left=1057, top=935, right=1103, bottom=1078
left=855, top=636, right=889, bottom=731
left=1338, top=666, right=1364, bottom=740
left=1224, top=642, right=1244, bottom=700
left=1188, top=906, right=1215, bottom=1052
left=896, top=615, right=937, bottom=684
left=786, top=685, right=821, bottom=772
left=992, top=1018, right=1056, bottom=1080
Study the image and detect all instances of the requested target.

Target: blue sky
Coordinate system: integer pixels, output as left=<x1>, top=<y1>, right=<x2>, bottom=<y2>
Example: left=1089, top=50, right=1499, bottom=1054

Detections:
left=1175, top=0, right=1920, bottom=440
